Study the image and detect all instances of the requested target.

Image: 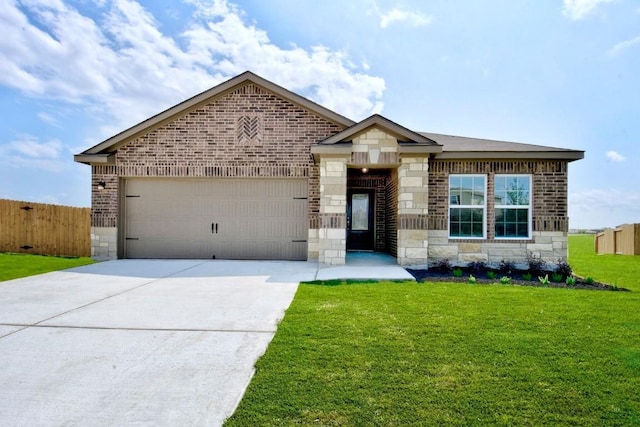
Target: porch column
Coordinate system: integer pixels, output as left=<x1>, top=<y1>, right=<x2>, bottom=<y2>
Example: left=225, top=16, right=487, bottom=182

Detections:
left=318, top=156, right=348, bottom=265
left=397, top=156, right=430, bottom=266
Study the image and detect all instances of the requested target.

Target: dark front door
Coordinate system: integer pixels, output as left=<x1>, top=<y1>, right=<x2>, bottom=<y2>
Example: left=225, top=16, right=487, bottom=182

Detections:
left=347, top=190, right=375, bottom=250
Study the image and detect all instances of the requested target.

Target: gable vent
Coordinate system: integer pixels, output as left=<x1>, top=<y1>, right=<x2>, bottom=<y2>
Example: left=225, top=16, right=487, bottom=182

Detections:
left=237, top=114, right=263, bottom=145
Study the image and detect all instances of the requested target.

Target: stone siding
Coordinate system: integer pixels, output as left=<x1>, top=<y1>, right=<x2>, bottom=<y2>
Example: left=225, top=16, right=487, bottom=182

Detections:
left=428, top=230, right=567, bottom=263
left=91, top=227, right=117, bottom=260
left=351, top=129, right=399, bottom=165
left=318, top=157, right=348, bottom=264
left=396, top=156, right=430, bottom=266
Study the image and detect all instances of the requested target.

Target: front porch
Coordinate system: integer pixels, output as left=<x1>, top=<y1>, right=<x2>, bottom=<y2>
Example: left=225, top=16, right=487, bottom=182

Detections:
left=315, top=251, right=415, bottom=280
left=309, top=116, right=441, bottom=266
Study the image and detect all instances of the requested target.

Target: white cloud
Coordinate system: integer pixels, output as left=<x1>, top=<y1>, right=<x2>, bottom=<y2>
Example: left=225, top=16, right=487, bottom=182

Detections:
left=3, top=137, right=62, bottom=158
left=0, top=136, right=67, bottom=171
left=378, top=7, right=432, bottom=29
left=37, top=112, right=62, bottom=127
left=570, top=189, right=640, bottom=228
left=605, top=150, right=626, bottom=162
left=608, top=35, right=640, bottom=56
left=0, top=0, right=385, bottom=143
left=562, top=0, right=615, bottom=20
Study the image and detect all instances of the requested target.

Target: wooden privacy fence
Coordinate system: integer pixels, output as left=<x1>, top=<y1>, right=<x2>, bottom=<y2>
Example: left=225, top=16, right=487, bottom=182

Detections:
left=0, top=199, right=91, bottom=257
left=595, top=223, right=640, bottom=255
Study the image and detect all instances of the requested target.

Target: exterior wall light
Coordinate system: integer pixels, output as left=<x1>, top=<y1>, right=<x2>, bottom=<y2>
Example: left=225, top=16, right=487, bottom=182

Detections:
left=97, top=181, right=106, bottom=190
left=361, top=167, right=368, bottom=173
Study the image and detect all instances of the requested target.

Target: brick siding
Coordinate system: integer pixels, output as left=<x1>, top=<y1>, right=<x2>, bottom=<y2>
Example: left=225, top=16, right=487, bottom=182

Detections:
left=385, top=170, right=398, bottom=256
left=428, top=160, right=569, bottom=235
left=91, top=83, right=344, bottom=227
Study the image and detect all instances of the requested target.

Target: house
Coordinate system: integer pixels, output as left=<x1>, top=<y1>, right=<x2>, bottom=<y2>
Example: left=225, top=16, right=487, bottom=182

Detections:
left=74, top=71, right=584, bottom=265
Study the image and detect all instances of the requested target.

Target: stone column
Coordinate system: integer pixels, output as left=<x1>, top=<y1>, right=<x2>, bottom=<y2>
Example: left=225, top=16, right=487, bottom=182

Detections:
left=397, top=156, right=429, bottom=266
left=318, top=156, right=348, bottom=265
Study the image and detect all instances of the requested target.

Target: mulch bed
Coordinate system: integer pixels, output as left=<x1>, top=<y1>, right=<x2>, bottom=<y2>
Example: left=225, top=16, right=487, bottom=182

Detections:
left=406, top=269, right=628, bottom=291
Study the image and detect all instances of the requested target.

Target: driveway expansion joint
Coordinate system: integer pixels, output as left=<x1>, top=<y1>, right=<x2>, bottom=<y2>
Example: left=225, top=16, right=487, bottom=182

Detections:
left=28, top=261, right=209, bottom=328
left=0, top=323, right=276, bottom=334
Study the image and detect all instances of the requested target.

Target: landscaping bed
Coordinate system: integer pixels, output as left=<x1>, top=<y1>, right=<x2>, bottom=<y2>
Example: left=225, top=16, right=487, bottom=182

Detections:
left=407, top=268, right=625, bottom=291
left=406, top=256, right=628, bottom=291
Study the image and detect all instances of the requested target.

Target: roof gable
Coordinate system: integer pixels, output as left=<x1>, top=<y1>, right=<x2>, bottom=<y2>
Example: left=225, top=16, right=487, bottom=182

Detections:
left=318, top=114, right=439, bottom=146
left=75, top=71, right=355, bottom=161
left=310, top=114, right=443, bottom=159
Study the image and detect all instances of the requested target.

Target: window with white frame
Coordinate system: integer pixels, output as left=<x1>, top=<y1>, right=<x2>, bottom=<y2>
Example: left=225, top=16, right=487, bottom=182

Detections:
left=494, top=175, right=531, bottom=239
left=449, top=175, right=486, bottom=238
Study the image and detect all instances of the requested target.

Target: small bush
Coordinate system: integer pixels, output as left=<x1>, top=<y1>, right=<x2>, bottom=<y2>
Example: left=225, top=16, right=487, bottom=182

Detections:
left=486, top=271, right=497, bottom=280
left=467, top=261, right=487, bottom=275
left=452, top=268, right=463, bottom=277
left=526, top=251, right=546, bottom=277
left=566, top=276, right=576, bottom=286
left=539, top=274, right=550, bottom=286
left=499, top=260, right=515, bottom=275
left=552, top=273, right=563, bottom=282
left=432, top=259, right=453, bottom=274
left=468, top=274, right=476, bottom=284
left=500, top=276, right=511, bottom=285
left=522, top=272, right=532, bottom=281
left=555, top=259, right=572, bottom=278
left=585, top=277, right=595, bottom=285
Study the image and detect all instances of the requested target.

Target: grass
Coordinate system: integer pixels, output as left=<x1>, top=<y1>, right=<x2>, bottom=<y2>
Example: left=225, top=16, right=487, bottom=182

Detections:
left=226, top=235, right=640, bottom=426
left=0, top=252, right=94, bottom=282
left=569, top=234, right=640, bottom=292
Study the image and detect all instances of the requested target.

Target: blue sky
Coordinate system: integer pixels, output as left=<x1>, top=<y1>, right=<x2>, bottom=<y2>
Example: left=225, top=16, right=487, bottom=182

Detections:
left=1, top=0, right=638, bottom=229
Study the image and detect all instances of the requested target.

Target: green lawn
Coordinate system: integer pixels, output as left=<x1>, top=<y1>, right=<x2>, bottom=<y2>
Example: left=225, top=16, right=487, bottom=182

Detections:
left=226, top=235, right=640, bottom=426
left=0, top=253, right=94, bottom=282
left=569, top=234, right=640, bottom=292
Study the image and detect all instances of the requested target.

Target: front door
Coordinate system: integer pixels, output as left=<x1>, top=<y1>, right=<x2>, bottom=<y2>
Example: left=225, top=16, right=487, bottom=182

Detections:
left=347, top=190, right=375, bottom=250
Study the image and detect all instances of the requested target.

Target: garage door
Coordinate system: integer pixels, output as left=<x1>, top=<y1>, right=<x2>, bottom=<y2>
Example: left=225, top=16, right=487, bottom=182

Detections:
left=123, top=179, right=308, bottom=260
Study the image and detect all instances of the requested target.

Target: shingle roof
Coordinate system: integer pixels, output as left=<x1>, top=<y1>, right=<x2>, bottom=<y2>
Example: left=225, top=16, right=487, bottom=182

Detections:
left=73, top=70, right=584, bottom=165
left=419, top=132, right=584, bottom=161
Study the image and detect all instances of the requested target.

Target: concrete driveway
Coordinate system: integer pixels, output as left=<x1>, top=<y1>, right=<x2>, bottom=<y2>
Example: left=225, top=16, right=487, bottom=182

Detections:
left=0, top=260, right=319, bottom=426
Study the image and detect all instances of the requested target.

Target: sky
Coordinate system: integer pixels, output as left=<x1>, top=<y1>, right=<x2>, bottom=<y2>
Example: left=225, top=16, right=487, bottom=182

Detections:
left=0, top=0, right=638, bottom=229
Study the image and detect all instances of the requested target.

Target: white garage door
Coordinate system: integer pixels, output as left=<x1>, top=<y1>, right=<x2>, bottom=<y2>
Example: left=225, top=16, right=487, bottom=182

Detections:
left=123, top=178, right=308, bottom=260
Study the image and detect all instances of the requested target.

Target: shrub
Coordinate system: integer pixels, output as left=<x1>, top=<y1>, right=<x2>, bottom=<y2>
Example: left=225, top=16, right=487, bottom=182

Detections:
left=432, top=259, right=453, bottom=274
left=552, top=273, right=564, bottom=283
left=500, top=276, right=511, bottom=285
left=566, top=276, right=576, bottom=286
left=452, top=268, right=463, bottom=278
left=526, top=251, right=546, bottom=277
left=467, top=261, right=487, bottom=275
left=486, top=271, right=497, bottom=280
left=468, top=274, right=476, bottom=284
left=555, top=260, right=572, bottom=278
left=538, top=274, right=550, bottom=286
left=585, top=277, right=595, bottom=285
left=499, top=260, right=515, bottom=276
left=522, top=272, right=532, bottom=281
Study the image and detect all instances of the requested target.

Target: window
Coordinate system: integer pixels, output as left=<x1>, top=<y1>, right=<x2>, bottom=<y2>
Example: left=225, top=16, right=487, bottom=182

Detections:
left=449, top=175, right=486, bottom=238
left=494, top=175, right=531, bottom=239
